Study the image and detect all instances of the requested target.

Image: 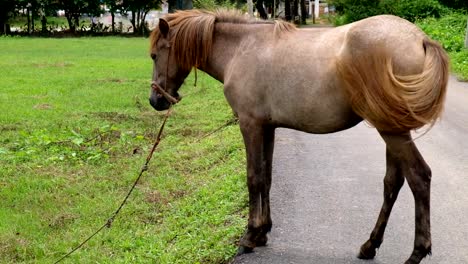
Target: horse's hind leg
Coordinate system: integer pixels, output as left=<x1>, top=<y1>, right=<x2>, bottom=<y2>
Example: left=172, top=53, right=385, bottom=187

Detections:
left=358, top=146, right=405, bottom=259
left=237, top=118, right=275, bottom=253
left=361, top=132, right=432, bottom=264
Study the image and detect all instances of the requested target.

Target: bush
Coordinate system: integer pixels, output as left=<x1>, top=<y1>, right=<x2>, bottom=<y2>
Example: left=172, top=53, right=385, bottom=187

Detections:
left=385, top=0, right=445, bottom=22
left=416, top=12, right=467, bottom=52
left=330, top=0, right=445, bottom=24
left=417, top=12, right=468, bottom=80
left=193, top=0, right=241, bottom=10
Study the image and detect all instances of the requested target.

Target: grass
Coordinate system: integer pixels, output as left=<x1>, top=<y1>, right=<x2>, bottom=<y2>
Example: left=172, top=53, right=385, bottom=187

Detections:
left=417, top=12, right=468, bottom=81
left=0, top=36, right=247, bottom=263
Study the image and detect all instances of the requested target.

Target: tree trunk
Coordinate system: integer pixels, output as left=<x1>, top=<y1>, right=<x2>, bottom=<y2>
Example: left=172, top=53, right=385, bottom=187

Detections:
left=65, top=13, right=75, bottom=32
left=256, top=0, right=268, bottom=19
left=300, top=0, right=307, bottom=24
left=141, top=11, right=149, bottom=36
left=285, top=0, right=291, bottom=21
left=111, top=12, right=115, bottom=33
left=136, top=11, right=141, bottom=34
left=247, top=0, right=253, bottom=17
left=31, top=2, right=36, bottom=32
left=41, top=15, right=47, bottom=33
left=27, top=7, right=31, bottom=33
left=130, top=11, right=136, bottom=33
left=292, top=0, right=299, bottom=23
left=73, top=15, right=79, bottom=31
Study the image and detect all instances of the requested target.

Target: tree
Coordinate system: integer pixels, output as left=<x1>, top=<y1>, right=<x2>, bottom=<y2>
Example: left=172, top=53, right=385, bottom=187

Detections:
left=284, top=0, right=291, bottom=21
left=167, top=0, right=192, bottom=12
left=121, top=0, right=159, bottom=35
left=0, top=0, right=17, bottom=34
left=103, top=0, right=122, bottom=33
left=58, top=0, right=101, bottom=32
left=299, top=0, right=306, bottom=24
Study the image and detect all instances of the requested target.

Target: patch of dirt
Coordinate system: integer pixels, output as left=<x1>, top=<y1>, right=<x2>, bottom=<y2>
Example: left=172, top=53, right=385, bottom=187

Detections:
left=0, top=124, right=19, bottom=132
left=48, top=213, right=78, bottom=229
left=171, top=127, right=200, bottom=137
left=90, top=112, right=135, bottom=121
left=0, top=234, right=29, bottom=261
left=33, top=103, right=53, bottom=110
left=32, top=62, right=73, bottom=68
left=145, top=190, right=168, bottom=205
left=145, top=189, right=187, bottom=205
left=97, top=78, right=126, bottom=83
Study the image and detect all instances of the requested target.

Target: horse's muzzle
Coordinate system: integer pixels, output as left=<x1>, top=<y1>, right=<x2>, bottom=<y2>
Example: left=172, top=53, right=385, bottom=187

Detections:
left=149, top=82, right=180, bottom=111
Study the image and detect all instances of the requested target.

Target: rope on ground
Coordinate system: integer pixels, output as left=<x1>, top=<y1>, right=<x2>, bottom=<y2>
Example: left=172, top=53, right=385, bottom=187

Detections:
left=54, top=105, right=173, bottom=264
left=53, top=106, right=238, bottom=263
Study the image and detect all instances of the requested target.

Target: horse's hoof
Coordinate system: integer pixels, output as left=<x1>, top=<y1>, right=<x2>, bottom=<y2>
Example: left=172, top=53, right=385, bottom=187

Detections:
left=404, top=246, right=431, bottom=264
left=255, top=233, right=268, bottom=247
left=237, top=245, right=254, bottom=255
left=357, top=241, right=376, bottom=260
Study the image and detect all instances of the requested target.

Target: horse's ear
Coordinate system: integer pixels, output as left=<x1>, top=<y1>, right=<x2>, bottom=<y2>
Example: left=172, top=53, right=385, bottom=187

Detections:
left=159, top=19, right=169, bottom=38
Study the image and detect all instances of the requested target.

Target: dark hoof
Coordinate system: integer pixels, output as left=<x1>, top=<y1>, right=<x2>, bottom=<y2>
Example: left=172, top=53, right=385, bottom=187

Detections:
left=237, top=245, right=254, bottom=255
left=404, top=246, right=431, bottom=264
left=357, top=241, right=377, bottom=260
left=255, top=233, right=268, bottom=247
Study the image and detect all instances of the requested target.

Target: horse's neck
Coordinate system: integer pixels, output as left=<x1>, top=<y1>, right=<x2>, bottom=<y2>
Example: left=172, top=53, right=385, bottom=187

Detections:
left=200, top=23, right=271, bottom=83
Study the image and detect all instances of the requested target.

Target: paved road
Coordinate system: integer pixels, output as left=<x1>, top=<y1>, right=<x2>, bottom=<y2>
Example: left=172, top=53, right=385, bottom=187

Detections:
left=234, top=76, right=468, bottom=264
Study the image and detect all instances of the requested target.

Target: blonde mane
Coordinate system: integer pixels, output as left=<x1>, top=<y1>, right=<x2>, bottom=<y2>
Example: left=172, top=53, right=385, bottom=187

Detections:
left=150, top=9, right=295, bottom=71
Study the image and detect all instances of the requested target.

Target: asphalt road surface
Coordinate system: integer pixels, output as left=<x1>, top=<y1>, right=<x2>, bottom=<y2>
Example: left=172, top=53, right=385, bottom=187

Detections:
left=234, top=76, right=468, bottom=264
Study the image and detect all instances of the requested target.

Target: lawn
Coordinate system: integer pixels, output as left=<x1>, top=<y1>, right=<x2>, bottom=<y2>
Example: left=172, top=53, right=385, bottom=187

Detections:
left=0, top=37, right=247, bottom=263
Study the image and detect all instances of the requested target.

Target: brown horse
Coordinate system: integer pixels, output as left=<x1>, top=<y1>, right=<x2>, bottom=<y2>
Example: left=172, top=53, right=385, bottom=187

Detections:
left=148, top=9, right=449, bottom=264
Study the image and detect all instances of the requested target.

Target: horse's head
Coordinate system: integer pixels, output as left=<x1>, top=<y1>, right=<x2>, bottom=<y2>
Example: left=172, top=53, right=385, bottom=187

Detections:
left=149, top=18, right=190, bottom=111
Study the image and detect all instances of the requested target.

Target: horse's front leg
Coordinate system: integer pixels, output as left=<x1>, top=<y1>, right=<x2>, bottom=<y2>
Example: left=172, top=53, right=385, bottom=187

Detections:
left=237, top=118, right=275, bottom=253
left=259, top=125, right=275, bottom=246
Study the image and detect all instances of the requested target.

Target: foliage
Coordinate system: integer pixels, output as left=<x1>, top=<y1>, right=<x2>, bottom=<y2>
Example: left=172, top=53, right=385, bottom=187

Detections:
left=57, top=0, right=102, bottom=32
left=417, top=12, right=468, bottom=81
left=439, top=0, right=468, bottom=11
left=193, top=0, right=238, bottom=10
left=0, top=37, right=247, bottom=263
left=330, top=0, right=381, bottom=25
left=383, top=0, right=445, bottom=22
left=0, top=0, right=161, bottom=34
left=121, top=0, right=160, bottom=35
left=330, top=0, right=445, bottom=25
left=0, top=0, right=16, bottom=33
left=417, top=12, right=467, bottom=52
left=448, top=50, right=468, bottom=81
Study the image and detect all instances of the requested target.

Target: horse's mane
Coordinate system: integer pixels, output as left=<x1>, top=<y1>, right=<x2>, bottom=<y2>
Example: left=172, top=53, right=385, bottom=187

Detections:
left=150, top=9, right=295, bottom=71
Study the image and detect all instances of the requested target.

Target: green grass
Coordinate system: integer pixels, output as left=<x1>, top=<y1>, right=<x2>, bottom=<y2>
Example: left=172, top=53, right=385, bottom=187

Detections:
left=417, top=12, right=468, bottom=81
left=0, top=37, right=247, bottom=263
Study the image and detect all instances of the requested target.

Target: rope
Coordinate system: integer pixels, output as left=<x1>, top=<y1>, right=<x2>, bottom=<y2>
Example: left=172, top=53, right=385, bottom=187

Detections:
left=54, top=66, right=228, bottom=263
left=54, top=105, right=173, bottom=264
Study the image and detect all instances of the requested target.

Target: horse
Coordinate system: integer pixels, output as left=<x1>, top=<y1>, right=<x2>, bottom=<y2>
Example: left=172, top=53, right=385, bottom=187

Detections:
left=148, top=9, right=449, bottom=264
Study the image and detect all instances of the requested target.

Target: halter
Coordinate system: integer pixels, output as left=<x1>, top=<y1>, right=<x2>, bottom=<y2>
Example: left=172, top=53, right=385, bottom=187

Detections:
left=151, top=44, right=180, bottom=105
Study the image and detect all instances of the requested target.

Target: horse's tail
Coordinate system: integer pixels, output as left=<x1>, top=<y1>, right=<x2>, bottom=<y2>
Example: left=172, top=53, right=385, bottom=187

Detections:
left=337, top=38, right=449, bottom=132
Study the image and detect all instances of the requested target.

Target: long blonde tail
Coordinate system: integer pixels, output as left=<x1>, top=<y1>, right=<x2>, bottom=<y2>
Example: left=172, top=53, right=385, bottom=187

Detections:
left=337, top=39, right=449, bottom=132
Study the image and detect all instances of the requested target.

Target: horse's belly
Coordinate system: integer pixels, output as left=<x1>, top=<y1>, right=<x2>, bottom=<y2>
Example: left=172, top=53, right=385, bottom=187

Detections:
left=269, top=80, right=363, bottom=134
left=274, top=104, right=363, bottom=134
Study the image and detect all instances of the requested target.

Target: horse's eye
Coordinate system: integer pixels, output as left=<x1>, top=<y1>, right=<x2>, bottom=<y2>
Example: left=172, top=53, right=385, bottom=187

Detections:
left=151, top=53, right=157, bottom=60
